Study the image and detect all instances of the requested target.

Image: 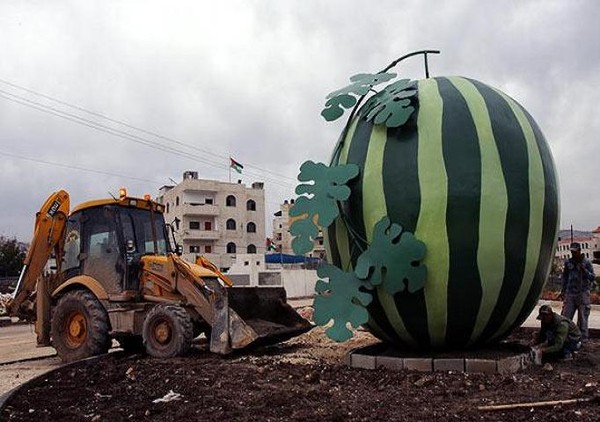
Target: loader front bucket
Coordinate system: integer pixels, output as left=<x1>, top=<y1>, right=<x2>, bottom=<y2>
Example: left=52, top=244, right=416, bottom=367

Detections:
left=226, top=287, right=313, bottom=349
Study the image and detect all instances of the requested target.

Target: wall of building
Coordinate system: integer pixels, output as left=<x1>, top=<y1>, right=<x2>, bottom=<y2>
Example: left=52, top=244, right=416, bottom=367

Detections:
left=226, top=253, right=317, bottom=299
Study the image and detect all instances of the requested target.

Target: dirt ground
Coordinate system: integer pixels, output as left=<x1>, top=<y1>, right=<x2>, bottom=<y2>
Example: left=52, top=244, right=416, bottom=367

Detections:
left=1, top=326, right=599, bottom=422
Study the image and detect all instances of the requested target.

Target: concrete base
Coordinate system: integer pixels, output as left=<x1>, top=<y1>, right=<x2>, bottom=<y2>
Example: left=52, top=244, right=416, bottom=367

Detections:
left=348, top=343, right=532, bottom=375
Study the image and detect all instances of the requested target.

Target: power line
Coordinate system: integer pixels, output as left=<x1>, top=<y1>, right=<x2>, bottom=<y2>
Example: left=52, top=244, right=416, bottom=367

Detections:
left=0, top=89, right=296, bottom=190
left=0, top=150, right=162, bottom=184
left=0, top=77, right=297, bottom=182
left=0, top=150, right=297, bottom=212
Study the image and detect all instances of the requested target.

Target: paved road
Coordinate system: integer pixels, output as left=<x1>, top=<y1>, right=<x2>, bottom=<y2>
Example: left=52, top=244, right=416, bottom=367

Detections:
left=0, top=324, right=59, bottom=396
left=0, top=323, right=55, bottom=365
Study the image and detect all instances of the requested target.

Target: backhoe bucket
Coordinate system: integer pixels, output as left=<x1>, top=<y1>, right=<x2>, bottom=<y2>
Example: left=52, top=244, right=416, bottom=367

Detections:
left=226, top=287, right=312, bottom=349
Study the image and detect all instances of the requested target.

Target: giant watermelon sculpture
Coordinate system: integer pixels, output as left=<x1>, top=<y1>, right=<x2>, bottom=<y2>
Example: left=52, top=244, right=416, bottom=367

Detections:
left=290, top=51, right=560, bottom=350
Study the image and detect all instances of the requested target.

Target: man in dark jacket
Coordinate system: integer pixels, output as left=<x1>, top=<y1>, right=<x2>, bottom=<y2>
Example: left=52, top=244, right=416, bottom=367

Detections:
left=532, top=304, right=582, bottom=361
left=561, top=242, right=596, bottom=341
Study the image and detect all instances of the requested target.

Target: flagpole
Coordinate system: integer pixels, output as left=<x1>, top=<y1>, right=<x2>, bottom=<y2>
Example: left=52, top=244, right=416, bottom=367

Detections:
left=228, top=159, right=231, bottom=183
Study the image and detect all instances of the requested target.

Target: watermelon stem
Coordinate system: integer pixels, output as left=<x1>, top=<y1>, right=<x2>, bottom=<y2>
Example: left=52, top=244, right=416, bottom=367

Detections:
left=381, top=50, right=440, bottom=76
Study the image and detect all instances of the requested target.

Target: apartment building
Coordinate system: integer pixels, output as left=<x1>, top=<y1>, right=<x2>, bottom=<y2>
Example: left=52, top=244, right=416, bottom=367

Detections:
left=271, top=199, right=326, bottom=260
left=555, top=227, right=600, bottom=263
left=157, top=171, right=266, bottom=270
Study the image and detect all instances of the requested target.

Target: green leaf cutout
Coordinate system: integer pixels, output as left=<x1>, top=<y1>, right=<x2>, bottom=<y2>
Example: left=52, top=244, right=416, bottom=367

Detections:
left=355, top=217, right=427, bottom=295
left=321, top=94, right=357, bottom=122
left=290, top=161, right=359, bottom=255
left=321, top=72, right=397, bottom=122
left=313, top=264, right=373, bottom=342
left=360, top=79, right=418, bottom=128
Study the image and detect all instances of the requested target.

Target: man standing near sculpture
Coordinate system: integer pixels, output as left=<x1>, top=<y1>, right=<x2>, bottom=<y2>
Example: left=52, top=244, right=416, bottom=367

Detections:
left=561, top=242, right=596, bottom=342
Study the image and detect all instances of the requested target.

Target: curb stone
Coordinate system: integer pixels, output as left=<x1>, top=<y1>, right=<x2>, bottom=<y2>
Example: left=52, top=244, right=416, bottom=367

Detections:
left=348, top=345, right=532, bottom=375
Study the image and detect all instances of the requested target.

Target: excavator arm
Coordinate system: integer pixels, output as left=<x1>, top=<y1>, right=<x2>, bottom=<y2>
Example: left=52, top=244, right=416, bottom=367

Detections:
left=7, top=190, right=70, bottom=322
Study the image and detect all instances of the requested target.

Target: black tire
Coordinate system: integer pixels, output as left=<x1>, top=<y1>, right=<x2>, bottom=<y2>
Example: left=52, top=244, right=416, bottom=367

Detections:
left=51, top=289, right=110, bottom=362
left=142, top=305, right=193, bottom=358
left=118, top=335, right=145, bottom=354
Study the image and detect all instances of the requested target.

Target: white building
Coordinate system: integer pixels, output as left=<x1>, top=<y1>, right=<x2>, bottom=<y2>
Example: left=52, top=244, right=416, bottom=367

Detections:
left=555, top=228, right=600, bottom=262
left=157, top=171, right=266, bottom=270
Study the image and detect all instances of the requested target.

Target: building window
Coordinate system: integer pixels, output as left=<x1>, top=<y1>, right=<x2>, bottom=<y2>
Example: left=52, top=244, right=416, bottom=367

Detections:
left=226, top=219, right=236, bottom=230
left=246, top=199, right=256, bottom=211
left=247, top=244, right=256, bottom=253
left=205, top=198, right=213, bottom=205
left=205, top=245, right=212, bottom=253
left=189, top=245, right=200, bottom=253
left=176, top=196, right=180, bottom=206
left=166, top=203, right=170, bottom=213
left=247, top=222, right=256, bottom=233
left=189, top=221, right=200, bottom=230
left=204, top=221, right=212, bottom=231
left=227, top=242, right=236, bottom=254
left=226, top=195, right=236, bottom=207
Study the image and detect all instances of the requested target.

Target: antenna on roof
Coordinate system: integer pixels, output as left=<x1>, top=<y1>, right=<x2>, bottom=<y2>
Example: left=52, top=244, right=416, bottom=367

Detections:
left=108, top=191, right=117, bottom=201
left=570, top=224, right=574, bottom=243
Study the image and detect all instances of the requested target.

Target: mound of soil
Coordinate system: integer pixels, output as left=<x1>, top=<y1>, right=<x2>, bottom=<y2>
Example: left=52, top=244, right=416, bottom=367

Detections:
left=2, top=327, right=599, bottom=422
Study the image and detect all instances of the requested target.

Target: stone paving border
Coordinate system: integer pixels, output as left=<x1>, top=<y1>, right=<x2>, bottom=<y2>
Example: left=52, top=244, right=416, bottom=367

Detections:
left=347, top=343, right=532, bottom=375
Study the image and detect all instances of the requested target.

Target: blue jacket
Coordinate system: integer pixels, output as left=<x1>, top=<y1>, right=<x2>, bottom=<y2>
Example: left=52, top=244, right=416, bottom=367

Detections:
left=561, top=257, right=595, bottom=295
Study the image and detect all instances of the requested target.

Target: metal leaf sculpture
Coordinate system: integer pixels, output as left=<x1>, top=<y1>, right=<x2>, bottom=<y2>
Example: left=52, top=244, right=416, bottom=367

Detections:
left=355, top=217, right=427, bottom=295
left=289, top=161, right=359, bottom=255
left=321, top=72, right=397, bottom=122
left=313, top=264, right=373, bottom=342
left=360, top=79, right=418, bottom=128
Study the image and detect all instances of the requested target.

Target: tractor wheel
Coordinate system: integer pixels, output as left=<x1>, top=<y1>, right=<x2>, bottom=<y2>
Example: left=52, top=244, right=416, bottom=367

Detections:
left=51, top=289, right=110, bottom=362
left=142, top=305, right=193, bottom=358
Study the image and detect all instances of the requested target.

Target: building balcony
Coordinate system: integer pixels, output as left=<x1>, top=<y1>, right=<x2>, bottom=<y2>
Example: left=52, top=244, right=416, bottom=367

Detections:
left=183, top=229, right=220, bottom=240
left=182, top=203, right=220, bottom=216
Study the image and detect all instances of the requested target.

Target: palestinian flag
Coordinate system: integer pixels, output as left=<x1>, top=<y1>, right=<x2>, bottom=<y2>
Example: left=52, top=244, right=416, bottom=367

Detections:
left=266, top=238, right=277, bottom=251
left=230, top=157, right=244, bottom=174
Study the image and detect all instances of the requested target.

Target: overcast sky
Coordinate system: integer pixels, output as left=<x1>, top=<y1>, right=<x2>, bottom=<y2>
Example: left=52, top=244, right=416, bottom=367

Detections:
left=1, top=0, right=599, bottom=242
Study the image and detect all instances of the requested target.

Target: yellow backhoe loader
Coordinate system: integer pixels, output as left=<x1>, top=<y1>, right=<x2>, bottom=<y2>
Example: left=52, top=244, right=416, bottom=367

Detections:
left=7, top=189, right=311, bottom=362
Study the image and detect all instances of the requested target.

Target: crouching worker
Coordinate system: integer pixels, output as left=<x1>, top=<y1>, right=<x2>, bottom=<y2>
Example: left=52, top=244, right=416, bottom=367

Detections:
left=531, top=304, right=582, bottom=362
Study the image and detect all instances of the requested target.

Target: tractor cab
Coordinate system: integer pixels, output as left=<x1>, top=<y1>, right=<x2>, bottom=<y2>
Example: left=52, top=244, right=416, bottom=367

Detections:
left=62, top=191, right=170, bottom=295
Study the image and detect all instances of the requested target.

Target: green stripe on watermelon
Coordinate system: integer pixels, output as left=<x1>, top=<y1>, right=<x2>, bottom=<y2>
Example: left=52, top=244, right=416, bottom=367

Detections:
left=383, top=124, right=421, bottom=234
left=363, top=124, right=387, bottom=236
left=436, top=77, right=483, bottom=348
left=413, top=78, right=449, bottom=347
left=324, top=224, right=341, bottom=268
left=488, top=89, right=545, bottom=341
left=325, top=119, right=360, bottom=269
left=376, top=107, right=429, bottom=346
left=469, top=79, right=531, bottom=344
left=508, top=106, right=560, bottom=334
left=363, top=124, right=418, bottom=346
left=333, top=117, right=405, bottom=345
left=343, top=118, right=372, bottom=253
left=445, top=77, right=508, bottom=346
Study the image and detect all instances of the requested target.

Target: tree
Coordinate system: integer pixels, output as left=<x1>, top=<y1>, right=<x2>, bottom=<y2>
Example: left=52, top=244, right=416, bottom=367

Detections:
left=0, top=236, right=26, bottom=277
